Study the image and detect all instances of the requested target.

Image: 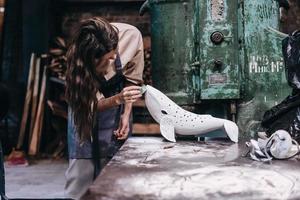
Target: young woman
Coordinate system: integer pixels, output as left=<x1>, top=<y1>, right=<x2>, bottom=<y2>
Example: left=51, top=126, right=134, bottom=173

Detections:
left=64, top=17, right=144, bottom=199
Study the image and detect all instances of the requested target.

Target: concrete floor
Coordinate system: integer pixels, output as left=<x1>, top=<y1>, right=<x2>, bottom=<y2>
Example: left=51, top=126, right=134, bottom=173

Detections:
left=4, top=159, right=68, bottom=199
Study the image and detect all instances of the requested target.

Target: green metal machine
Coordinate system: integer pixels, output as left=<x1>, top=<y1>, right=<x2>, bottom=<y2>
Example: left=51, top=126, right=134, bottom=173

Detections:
left=141, top=0, right=289, bottom=139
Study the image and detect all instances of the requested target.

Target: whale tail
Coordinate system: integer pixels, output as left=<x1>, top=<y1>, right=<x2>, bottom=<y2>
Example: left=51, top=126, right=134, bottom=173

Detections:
left=223, top=120, right=239, bottom=143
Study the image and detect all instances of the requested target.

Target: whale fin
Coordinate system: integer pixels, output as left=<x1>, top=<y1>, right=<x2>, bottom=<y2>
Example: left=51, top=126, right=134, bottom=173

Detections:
left=223, top=120, right=239, bottom=143
left=160, top=115, right=176, bottom=142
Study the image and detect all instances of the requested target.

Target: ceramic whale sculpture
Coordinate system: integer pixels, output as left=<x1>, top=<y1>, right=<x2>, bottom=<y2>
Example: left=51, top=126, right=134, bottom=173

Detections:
left=142, top=85, right=239, bottom=143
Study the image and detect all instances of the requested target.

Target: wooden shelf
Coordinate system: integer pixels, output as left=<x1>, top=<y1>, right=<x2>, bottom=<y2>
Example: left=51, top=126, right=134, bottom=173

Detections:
left=132, top=123, right=160, bottom=135
left=49, top=77, right=65, bottom=85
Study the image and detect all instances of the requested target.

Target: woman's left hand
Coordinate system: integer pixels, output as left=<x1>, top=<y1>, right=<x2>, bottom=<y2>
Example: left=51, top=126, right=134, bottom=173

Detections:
left=114, top=114, right=130, bottom=140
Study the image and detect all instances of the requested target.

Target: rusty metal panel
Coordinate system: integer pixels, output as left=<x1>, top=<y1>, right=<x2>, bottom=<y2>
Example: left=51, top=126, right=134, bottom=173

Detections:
left=197, top=0, right=240, bottom=99
left=146, top=0, right=290, bottom=140
left=237, top=0, right=290, bottom=135
left=237, top=0, right=290, bottom=138
left=242, top=0, right=288, bottom=100
left=149, top=0, right=196, bottom=105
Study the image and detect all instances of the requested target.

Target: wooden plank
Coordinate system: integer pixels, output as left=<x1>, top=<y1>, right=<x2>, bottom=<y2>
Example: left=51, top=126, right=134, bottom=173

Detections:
left=49, top=77, right=65, bottom=85
left=143, top=36, right=151, bottom=50
left=37, top=68, right=47, bottom=151
left=16, top=53, right=36, bottom=149
left=28, top=57, right=41, bottom=146
left=132, top=123, right=160, bottom=135
left=28, top=66, right=47, bottom=156
left=52, top=141, right=65, bottom=159
left=47, top=100, right=67, bottom=119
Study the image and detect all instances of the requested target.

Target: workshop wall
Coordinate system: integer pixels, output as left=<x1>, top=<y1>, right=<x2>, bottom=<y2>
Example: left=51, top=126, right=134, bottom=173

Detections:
left=1, top=0, right=300, bottom=154
left=51, top=1, right=150, bottom=41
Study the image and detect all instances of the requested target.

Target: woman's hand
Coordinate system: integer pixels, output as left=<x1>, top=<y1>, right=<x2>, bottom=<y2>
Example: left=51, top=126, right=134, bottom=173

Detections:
left=114, top=114, right=130, bottom=140
left=118, top=85, right=142, bottom=104
left=97, top=85, right=141, bottom=111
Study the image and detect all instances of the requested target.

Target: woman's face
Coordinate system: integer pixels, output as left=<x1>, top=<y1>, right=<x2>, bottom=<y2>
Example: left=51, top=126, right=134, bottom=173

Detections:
left=95, top=49, right=117, bottom=76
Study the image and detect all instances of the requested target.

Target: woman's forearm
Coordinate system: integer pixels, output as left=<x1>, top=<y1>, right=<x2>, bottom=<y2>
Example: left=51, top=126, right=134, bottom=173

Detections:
left=122, top=82, right=135, bottom=117
left=122, top=102, right=132, bottom=117
left=97, top=94, right=123, bottom=111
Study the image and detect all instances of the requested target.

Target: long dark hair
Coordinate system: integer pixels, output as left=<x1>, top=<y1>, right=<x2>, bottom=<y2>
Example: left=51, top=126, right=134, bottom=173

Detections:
left=65, top=17, right=119, bottom=141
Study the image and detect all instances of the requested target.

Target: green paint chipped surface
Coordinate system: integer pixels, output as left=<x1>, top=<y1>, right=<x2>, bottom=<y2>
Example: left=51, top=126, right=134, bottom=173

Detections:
left=149, top=0, right=195, bottom=104
left=197, top=0, right=240, bottom=99
left=237, top=0, right=291, bottom=138
left=147, top=0, right=291, bottom=139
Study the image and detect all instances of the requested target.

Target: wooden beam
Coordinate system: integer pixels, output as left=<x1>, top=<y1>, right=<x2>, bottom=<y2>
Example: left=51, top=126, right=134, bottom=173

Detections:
left=132, top=123, right=160, bottom=135
left=47, top=100, right=67, bottom=119
left=16, top=54, right=36, bottom=149
left=28, top=66, right=47, bottom=156
left=28, top=57, right=41, bottom=146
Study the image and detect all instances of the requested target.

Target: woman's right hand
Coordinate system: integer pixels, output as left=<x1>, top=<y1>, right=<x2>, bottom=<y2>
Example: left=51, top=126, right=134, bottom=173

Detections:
left=118, top=85, right=142, bottom=103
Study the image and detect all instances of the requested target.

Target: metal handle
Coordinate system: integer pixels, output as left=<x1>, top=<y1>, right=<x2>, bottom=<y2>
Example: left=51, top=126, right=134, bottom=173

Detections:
left=139, top=0, right=150, bottom=16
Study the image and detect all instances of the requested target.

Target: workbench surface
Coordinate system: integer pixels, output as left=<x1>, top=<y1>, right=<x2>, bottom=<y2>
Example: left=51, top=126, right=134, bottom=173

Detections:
left=82, top=137, right=300, bottom=200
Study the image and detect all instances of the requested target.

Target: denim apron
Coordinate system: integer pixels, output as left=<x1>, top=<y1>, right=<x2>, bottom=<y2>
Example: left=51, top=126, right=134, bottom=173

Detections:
left=67, top=54, right=128, bottom=175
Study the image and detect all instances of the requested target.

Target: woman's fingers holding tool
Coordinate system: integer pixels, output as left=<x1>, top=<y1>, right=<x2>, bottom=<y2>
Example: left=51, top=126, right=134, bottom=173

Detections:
left=121, top=86, right=142, bottom=103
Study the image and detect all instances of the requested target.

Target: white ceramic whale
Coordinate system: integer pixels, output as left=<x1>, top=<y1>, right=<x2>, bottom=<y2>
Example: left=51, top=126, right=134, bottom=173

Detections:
left=142, top=85, right=239, bottom=143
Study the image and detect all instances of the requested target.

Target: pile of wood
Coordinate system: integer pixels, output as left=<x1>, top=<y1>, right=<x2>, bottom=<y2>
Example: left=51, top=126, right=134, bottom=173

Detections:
left=15, top=51, right=68, bottom=159
left=45, top=37, right=69, bottom=158
left=16, top=53, right=49, bottom=156
left=48, top=37, right=67, bottom=81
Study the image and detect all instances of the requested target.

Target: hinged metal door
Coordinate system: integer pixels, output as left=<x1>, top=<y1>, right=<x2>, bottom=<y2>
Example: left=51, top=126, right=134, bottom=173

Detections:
left=197, top=0, right=240, bottom=99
